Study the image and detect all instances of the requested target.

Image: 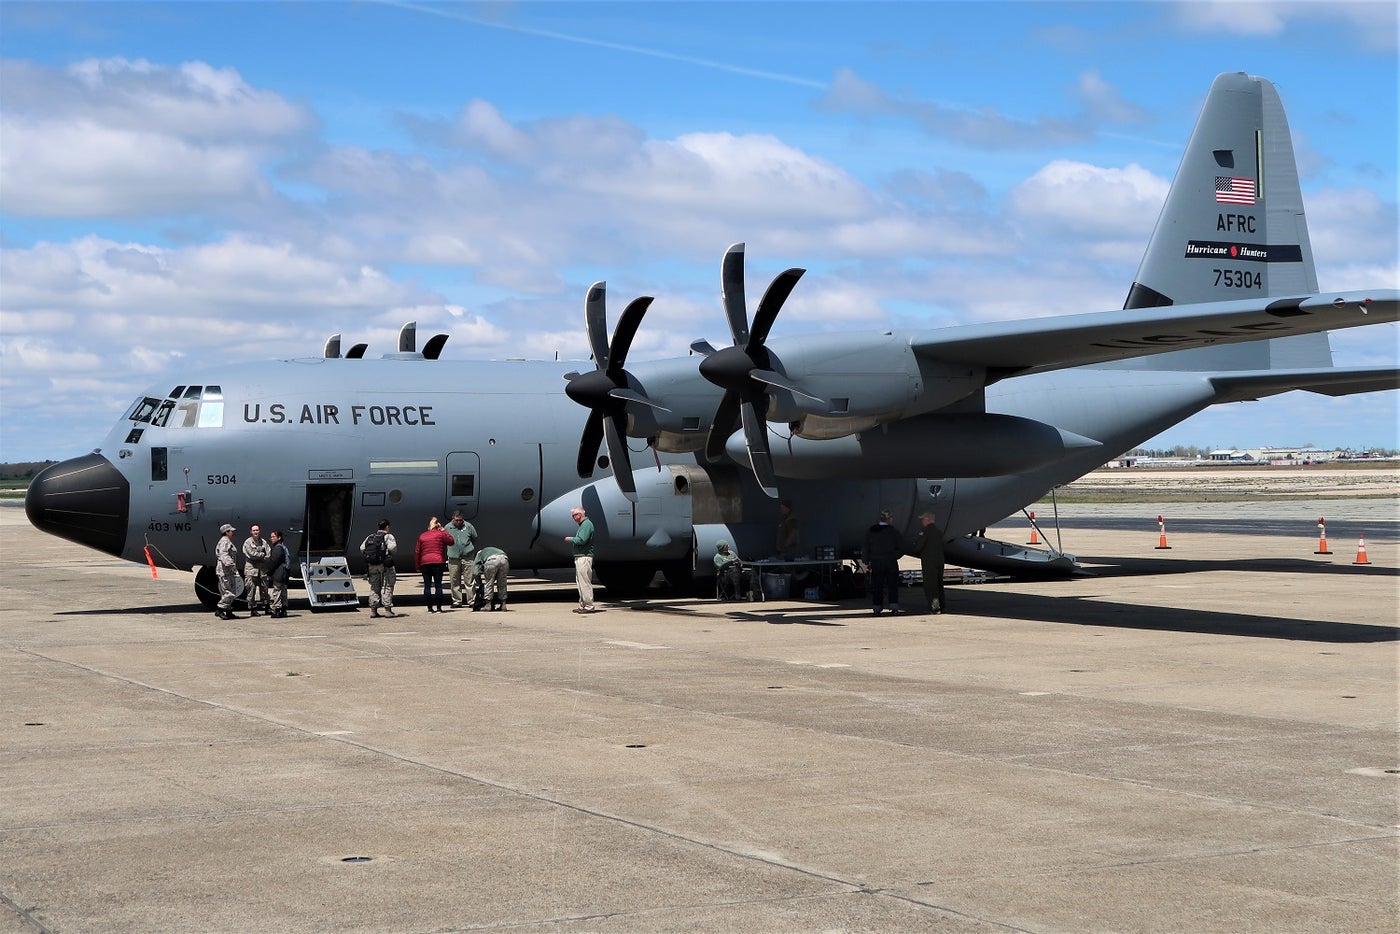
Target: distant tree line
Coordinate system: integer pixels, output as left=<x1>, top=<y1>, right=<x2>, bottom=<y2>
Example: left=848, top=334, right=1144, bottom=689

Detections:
left=0, top=461, right=58, bottom=483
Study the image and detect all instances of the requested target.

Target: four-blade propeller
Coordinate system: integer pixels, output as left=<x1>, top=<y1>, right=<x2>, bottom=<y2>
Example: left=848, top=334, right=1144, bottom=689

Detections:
left=568, top=245, right=815, bottom=500
left=691, top=243, right=815, bottom=497
left=563, top=283, right=667, bottom=502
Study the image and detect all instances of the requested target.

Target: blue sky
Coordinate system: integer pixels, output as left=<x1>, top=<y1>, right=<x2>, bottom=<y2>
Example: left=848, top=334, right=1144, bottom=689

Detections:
left=1, top=1, right=1396, bottom=463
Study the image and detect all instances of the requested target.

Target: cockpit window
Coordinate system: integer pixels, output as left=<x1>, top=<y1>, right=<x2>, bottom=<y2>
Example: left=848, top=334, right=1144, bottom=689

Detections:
left=127, top=397, right=161, bottom=423
left=150, top=399, right=176, bottom=427
left=197, top=392, right=224, bottom=425
left=128, top=385, right=226, bottom=430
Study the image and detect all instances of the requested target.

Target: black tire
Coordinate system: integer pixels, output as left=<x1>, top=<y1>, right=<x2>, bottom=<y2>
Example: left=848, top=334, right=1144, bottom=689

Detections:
left=660, top=558, right=697, bottom=596
left=194, top=566, right=220, bottom=610
left=594, top=561, right=662, bottom=598
left=195, top=565, right=252, bottom=611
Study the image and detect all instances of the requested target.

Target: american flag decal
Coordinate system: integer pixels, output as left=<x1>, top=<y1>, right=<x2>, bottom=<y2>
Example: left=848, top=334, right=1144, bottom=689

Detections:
left=1215, top=176, right=1256, bottom=205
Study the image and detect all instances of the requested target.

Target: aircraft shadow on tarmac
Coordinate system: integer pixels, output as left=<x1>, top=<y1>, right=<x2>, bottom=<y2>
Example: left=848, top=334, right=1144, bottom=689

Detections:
left=1080, top=554, right=1397, bottom=580
left=960, top=589, right=1396, bottom=644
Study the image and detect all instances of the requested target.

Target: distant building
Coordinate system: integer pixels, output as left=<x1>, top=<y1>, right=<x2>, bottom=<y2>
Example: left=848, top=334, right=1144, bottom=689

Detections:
left=1206, top=449, right=1255, bottom=463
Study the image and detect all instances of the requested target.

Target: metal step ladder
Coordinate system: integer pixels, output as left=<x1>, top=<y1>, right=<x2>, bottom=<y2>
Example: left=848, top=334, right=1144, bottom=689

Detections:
left=300, top=556, right=360, bottom=610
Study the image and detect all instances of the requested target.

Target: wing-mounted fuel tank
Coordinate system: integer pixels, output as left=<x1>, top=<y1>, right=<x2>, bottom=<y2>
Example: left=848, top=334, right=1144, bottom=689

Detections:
left=735, top=413, right=1101, bottom=480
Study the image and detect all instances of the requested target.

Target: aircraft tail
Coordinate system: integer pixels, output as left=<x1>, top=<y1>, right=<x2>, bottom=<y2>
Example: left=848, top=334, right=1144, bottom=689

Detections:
left=1118, top=72, right=1330, bottom=372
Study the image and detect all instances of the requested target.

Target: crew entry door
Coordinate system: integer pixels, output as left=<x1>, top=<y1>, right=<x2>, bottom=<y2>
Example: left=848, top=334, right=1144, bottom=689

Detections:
left=445, top=452, right=480, bottom=520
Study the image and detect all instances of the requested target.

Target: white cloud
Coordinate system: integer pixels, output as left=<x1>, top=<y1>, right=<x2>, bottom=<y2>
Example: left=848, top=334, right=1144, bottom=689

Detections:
left=1171, top=2, right=1397, bottom=51
left=1008, top=160, right=1169, bottom=263
left=816, top=67, right=1092, bottom=148
left=0, top=58, right=313, bottom=218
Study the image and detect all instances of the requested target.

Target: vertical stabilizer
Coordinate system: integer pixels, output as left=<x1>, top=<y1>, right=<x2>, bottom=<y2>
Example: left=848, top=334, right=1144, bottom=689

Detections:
left=1119, top=72, right=1329, bottom=371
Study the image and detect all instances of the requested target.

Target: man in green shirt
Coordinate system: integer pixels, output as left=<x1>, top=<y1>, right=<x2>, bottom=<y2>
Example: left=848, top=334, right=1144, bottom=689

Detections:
left=565, top=506, right=597, bottom=613
left=445, top=511, right=478, bottom=609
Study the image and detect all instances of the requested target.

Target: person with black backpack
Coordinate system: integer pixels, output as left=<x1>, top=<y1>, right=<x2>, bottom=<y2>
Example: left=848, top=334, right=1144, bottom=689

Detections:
left=360, top=519, right=398, bottom=618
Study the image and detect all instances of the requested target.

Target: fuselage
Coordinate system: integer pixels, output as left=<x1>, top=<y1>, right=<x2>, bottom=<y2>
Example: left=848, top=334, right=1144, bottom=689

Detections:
left=24, top=352, right=1223, bottom=582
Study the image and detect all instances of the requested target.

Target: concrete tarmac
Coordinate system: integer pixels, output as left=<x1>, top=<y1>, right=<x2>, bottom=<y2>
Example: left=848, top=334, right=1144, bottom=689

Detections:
left=1, top=503, right=1396, bottom=933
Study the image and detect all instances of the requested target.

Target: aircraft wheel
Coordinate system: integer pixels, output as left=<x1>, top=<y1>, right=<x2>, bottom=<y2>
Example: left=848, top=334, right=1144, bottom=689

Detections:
left=194, top=566, right=220, bottom=610
left=660, top=558, right=696, bottom=596
left=594, top=561, right=660, bottom=598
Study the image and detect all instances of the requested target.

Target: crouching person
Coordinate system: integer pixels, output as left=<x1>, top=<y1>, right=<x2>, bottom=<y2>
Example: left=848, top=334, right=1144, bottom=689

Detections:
left=474, top=545, right=509, bottom=611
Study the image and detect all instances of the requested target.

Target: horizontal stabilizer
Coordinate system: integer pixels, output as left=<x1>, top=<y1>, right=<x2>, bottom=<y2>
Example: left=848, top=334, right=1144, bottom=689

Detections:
left=1210, top=366, right=1400, bottom=402
left=912, top=291, right=1397, bottom=377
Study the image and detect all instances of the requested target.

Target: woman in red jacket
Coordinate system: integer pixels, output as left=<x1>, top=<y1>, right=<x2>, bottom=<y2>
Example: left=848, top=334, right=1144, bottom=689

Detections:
left=414, top=517, right=455, bottom=613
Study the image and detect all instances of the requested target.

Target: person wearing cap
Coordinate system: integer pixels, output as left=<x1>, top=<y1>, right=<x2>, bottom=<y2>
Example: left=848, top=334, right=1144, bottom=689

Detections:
left=214, top=523, right=241, bottom=620
left=712, top=540, right=749, bottom=601
left=862, top=509, right=904, bottom=616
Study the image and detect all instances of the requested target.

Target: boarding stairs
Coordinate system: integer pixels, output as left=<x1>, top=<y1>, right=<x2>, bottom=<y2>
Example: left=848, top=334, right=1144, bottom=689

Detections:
left=300, top=556, right=360, bottom=610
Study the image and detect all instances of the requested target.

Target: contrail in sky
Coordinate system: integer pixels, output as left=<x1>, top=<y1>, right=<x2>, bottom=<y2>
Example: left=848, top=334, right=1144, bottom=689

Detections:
left=383, top=0, right=827, bottom=89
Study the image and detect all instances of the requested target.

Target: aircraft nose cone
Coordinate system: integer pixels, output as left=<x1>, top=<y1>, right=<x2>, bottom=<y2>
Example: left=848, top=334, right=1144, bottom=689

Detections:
left=24, top=453, right=131, bottom=558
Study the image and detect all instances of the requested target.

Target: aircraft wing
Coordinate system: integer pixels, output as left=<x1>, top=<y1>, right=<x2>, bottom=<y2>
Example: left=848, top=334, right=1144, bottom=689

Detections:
left=1210, top=366, right=1400, bottom=402
left=910, top=290, right=1398, bottom=377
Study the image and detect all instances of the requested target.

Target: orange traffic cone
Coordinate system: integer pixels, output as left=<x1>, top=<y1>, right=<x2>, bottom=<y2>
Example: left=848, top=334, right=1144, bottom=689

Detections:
left=1353, top=534, right=1371, bottom=565
left=1154, top=515, right=1171, bottom=550
left=1027, top=511, right=1039, bottom=545
left=1314, top=517, right=1332, bottom=555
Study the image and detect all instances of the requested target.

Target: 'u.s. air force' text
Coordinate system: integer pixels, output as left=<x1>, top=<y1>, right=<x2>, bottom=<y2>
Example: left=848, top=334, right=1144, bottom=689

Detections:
left=242, top=403, right=436, bottom=426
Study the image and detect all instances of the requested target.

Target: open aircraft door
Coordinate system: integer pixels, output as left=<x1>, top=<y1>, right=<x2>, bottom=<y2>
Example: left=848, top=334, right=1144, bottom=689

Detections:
left=298, top=478, right=359, bottom=610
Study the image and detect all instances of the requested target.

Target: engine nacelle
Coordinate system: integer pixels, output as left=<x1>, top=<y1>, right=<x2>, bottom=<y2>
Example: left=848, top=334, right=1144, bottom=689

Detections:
left=536, top=463, right=751, bottom=562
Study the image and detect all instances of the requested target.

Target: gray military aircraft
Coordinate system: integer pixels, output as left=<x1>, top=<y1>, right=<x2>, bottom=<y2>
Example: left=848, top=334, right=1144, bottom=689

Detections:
left=25, top=72, right=1399, bottom=610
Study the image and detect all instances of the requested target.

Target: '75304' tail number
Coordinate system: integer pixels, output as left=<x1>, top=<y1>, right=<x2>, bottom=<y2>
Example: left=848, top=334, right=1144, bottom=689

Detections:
left=1214, top=269, right=1261, bottom=289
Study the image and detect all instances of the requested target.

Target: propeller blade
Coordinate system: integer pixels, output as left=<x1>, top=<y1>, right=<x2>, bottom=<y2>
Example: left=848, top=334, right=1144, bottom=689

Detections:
left=608, top=296, right=652, bottom=377
left=740, top=400, right=778, bottom=497
left=610, top=388, right=671, bottom=412
left=690, top=338, right=718, bottom=356
left=603, top=411, right=637, bottom=501
left=705, top=391, right=742, bottom=463
left=577, top=409, right=604, bottom=478
left=584, top=281, right=609, bottom=365
left=750, top=268, right=804, bottom=348
left=720, top=243, right=749, bottom=346
left=750, top=368, right=826, bottom=405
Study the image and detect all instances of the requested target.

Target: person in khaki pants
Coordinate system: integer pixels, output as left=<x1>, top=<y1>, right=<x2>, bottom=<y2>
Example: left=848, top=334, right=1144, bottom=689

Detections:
left=565, top=506, right=597, bottom=613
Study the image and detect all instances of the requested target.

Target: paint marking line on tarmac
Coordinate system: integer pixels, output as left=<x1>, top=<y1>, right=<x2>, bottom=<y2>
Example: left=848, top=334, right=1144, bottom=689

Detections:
left=604, top=640, right=670, bottom=650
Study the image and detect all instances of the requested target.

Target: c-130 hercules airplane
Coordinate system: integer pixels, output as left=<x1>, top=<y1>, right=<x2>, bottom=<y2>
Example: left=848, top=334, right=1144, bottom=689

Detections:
left=25, top=73, right=1399, bottom=609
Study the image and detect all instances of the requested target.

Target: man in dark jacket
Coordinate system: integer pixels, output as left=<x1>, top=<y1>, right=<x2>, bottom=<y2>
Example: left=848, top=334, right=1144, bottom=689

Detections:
left=913, top=512, right=946, bottom=614
left=862, top=510, right=904, bottom=616
left=266, top=530, right=292, bottom=618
